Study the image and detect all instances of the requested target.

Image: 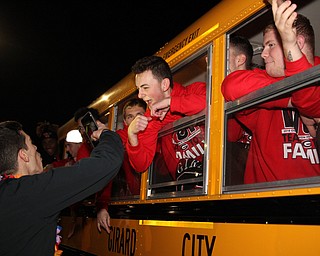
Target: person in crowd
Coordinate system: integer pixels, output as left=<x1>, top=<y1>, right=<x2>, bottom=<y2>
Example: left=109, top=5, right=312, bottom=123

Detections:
left=126, top=56, right=206, bottom=183
left=36, top=121, right=61, bottom=167
left=96, top=98, right=147, bottom=233
left=221, top=0, right=319, bottom=184
left=64, top=129, right=83, bottom=164
left=0, top=120, right=123, bottom=256
left=228, top=35, right=253, bottom=73
left=225, top=35, right=253, bottom=185
left=45, top=130, right=84, bottom=171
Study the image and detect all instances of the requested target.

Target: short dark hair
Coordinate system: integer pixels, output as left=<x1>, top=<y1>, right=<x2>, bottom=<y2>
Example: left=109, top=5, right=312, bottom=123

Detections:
left=230, top=35, right=253, bottom=70
left=263, top=14, right=315, bottom=54
left=131, top=56, right=174, bottom=88
left=295, top=14, right=315, bottom=55
left=74, top=107, right=100, bottom=122
left=0, top=121, right=27, bottom=175
left=122, top=98, right=147, bottom=119
left=36, top=122, right=58, bottom=141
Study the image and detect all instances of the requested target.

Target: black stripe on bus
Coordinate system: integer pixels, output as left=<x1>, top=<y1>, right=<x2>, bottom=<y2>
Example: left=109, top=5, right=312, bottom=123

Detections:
left=107, top=194, right=320, bottom=225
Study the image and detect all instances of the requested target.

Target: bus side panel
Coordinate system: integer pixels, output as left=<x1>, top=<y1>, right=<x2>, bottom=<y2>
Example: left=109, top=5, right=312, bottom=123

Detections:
left=108, top=220, right=320, bottom=256
left=60, top=216, right=320, bottom=256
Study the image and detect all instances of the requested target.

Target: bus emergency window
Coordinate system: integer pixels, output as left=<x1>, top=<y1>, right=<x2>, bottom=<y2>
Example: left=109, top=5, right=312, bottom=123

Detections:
left=223, top=1, right=320, bottom=191
left=147, top=49, right=211, bottom=199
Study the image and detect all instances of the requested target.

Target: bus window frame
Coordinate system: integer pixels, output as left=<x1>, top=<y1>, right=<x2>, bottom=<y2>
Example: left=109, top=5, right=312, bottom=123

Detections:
left=146, top=44, right=213, bottom=199
left=223, top=64, right=320, bottom=194
left=221, top=3, right=320, bottom=193
left=109, top=94, right=144, bottom=202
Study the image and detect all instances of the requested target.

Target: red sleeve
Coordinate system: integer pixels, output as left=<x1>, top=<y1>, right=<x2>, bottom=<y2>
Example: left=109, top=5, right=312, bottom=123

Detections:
left=290, top=56, right=320, bottom=117
left=291, top=86, right=320, bottom=117
left=221, top=69, right=281, bottom=101
left=96, top=181, right=113, bottom=211
left=284, top=54, right=312, bottom=76
left=126, top=116, right=166, bottom=172
left=257, top=97, right=290, bottom=109
left=170, top=82, right=206, bottom=115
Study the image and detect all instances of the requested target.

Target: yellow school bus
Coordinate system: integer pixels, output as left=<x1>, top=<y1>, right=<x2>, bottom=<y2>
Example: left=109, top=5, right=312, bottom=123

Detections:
left=58, top=0, right=320, bottom=255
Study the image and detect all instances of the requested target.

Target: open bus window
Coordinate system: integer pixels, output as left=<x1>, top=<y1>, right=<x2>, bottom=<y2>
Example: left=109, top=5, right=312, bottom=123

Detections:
left=110, top=93, right=143, bottom=201
left=224, top=69, right=320, bottom=192
left=147, top=48, right=211, bottom=199
left=149, top=113, right=206, bottom=195
left=223, top=1, right=320, bottom=192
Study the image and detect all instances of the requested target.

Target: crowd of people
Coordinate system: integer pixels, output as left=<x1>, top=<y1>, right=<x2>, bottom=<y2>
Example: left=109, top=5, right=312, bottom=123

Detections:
left=0, top=0, right=319, bottom=255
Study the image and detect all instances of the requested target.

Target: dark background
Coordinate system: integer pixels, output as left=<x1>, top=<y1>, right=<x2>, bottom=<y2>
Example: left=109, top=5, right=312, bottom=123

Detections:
left=0, top=1, right=220, bottom=137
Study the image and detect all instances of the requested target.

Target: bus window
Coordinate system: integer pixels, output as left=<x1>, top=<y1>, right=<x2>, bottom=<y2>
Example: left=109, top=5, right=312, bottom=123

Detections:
left=224, top=66, right=320, bottom=192
left=147, top=47, right=211, bottom=198
left=110, top=93, right=145, bottom=201
left=223, top=1, right=320, bottom=192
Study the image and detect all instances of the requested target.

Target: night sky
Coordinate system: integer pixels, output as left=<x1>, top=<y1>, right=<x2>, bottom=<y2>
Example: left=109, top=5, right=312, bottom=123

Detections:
left=0, top=1, right=219, bottom=137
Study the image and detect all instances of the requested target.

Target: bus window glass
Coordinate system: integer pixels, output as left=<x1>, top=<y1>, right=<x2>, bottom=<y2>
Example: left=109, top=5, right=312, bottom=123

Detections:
left=223, top=2, right=320, bottom=192
left=147, top=48, right=211, bottom=198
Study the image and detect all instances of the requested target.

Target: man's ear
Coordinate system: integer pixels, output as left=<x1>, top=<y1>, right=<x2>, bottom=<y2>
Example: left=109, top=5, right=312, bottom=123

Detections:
left=161, top=78, right=171, bottom=92
left=237, top=54, right=247, bottom=68
left=296, top=35, right=306, bottom=50
left=18, top=149, right=29, bottom=163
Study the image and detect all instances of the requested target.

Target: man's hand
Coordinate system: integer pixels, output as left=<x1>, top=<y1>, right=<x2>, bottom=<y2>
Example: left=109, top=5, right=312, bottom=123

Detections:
left=266, top=0, right=284, bottom=6
left=300, top=115, right=318, bottom=137
left=91, top=120, right=109, bottom=141
left=272, top=0, right=301, bottom=61
left=97, top=208, right=111, bottom=233
left=150, top=97, right=171, bottom=120
left=128, top=115, right=152, bottom=146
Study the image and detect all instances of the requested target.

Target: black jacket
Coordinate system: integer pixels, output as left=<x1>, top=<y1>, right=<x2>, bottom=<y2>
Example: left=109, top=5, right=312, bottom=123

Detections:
left=0, top=130, right=123, bottom=256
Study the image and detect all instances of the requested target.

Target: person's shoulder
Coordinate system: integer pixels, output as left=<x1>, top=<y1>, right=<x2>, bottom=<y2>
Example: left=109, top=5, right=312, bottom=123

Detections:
left=226, top=68, right=270, bottom=81
left=172, top=81, right=205, bottom=94
left=232, top=68, right=265, bottom=76
left=315, top=56, right=320, bottom=65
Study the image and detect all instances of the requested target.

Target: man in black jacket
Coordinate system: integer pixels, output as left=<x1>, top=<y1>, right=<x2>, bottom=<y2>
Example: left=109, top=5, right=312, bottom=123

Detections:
left=0, top=120, right=123, bottom=256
